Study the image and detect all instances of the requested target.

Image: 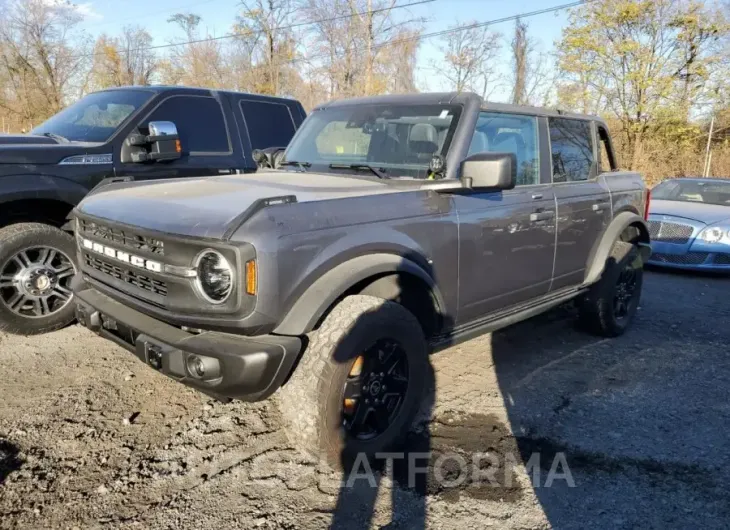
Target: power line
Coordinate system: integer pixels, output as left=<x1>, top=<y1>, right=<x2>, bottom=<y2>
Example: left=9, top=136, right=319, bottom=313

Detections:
left=290, top=0, right=591, bottom=66
left=76, top=0, right=436, bottom=58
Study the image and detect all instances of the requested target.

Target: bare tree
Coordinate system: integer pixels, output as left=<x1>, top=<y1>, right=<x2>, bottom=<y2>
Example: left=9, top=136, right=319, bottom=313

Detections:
left=304, top=0, right=423, bottom=98
left=434, top=22, right=501, bottom=98
left=161, top=13, right=227, bottom=88
left=88, top=26, right=157, bottom=89
left=511, top=19, right=527, bottom=105
left=234, top=0, right=299, bottom=95
left=0, top=0, right=90, bottom=126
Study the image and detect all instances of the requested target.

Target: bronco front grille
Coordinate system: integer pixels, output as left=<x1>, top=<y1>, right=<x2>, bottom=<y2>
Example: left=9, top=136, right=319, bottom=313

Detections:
left=84, top=253, right=168, bottom=296
left=78, top=218, right=164, bottom=256
left=647, top=221, right=694, bottom=244
left=651, top=252, right=709, bottom=266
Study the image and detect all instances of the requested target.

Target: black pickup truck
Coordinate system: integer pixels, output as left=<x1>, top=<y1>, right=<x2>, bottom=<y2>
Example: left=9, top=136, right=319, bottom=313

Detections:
left=0, top=86, right=306, bottom=335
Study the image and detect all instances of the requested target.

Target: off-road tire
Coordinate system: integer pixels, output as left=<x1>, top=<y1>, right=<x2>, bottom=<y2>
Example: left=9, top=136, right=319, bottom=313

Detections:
left=0, top=223, right=78, bottom=335
left=579, top=241, right=643, bottom=337
left=277, top=295, right=429, bottom=469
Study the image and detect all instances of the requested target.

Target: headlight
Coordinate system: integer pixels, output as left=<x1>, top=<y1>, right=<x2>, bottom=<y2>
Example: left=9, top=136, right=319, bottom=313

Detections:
left=698, top=226, right=727, bottom=244
left=194, top=250, right=233, bottom=304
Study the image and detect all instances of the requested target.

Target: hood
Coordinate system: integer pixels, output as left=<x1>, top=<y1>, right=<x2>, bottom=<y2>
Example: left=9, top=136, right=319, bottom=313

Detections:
left=0, top=134, right=58, bottom=146
left=77, top=171, right=404, bottom=239
left=649, top=199, right=730, bottom=226
left=0, top=141, right=102, bottom=165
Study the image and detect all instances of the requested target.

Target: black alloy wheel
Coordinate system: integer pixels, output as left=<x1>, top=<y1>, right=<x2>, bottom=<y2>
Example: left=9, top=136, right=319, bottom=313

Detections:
left=341, top=338, right=410, bottom=441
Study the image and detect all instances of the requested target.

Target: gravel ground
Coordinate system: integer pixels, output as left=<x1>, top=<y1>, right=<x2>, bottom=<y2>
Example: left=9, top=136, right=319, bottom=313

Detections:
left=1, top=268, right=729, bottom=529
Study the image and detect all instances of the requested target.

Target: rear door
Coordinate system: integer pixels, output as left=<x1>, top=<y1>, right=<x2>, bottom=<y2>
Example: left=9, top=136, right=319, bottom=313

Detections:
left=454, top=111, right=556, bottom=324
left=234, top=97, right=303, bottom=160
left=115, top=94, right=237, bottom=181
left=549, top=117, right=612, bottom=291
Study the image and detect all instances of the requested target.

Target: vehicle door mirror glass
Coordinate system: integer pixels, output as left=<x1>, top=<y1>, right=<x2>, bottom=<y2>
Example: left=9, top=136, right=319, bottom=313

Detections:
left=460, top=152, right=516, bottom=191
left=121, top=121, right=182, bottom=164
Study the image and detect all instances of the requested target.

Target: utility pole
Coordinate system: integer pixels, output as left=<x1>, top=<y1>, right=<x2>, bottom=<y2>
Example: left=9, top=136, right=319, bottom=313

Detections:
left=703, top=115, right=714, bottom=178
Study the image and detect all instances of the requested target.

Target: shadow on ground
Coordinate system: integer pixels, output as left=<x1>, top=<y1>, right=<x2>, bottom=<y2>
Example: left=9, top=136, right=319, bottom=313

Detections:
left=0, top=438, right=22, bottom=485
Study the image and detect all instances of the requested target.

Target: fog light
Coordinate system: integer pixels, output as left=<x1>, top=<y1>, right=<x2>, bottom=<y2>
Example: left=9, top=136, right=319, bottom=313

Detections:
left=190, top=356, right=206, bottom=377
left=186, top=355, right=221, bottom=380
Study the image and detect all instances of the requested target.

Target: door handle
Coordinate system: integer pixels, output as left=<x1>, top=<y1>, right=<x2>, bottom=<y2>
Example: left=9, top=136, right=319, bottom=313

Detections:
left=592, top=203, right=605, bottom=212
left=530, top=211, right=555, bottom=222
left=531, top=193, right=543, bottom=200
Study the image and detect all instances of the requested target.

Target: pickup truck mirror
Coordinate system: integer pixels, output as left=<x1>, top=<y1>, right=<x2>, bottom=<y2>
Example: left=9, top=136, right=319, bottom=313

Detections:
left=122, top=121, right=182, bottom=164
left=460, top=152, right=516, bottom=191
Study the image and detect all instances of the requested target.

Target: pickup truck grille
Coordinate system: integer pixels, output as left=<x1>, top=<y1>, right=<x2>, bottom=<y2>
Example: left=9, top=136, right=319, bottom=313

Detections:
left=83, top=252, right=168, bottom=296
left=78, top=218, right=164, bottom=256
left=647, top=221, right=693, bottom=244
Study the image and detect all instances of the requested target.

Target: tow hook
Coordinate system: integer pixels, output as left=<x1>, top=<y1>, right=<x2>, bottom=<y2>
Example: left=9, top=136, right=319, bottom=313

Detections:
left=145, top=343, right=163, bottom=370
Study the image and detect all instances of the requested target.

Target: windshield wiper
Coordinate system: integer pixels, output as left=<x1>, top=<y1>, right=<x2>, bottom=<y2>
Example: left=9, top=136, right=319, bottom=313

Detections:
left=279, top=160, right=311, bottom=171
left=40, top=132, right=70, bottom=143
left=329, top=163, right=389, bottom=179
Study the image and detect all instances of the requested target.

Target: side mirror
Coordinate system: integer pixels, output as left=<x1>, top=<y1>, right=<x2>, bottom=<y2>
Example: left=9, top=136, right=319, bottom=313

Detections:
left=252, top=146, right=286, bottom=169
left=146, top=121, right=181, bottom=162
left=122, top=121, right=182, bottom=164
left=460, top=152, right=516, bottom=190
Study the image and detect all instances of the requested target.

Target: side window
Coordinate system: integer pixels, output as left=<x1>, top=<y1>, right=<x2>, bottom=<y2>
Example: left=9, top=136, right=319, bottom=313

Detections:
left=467, top=112, right=540, bottom=186
left=548, top=118, right=594, bottom=182
left=597, top=126, right=615, bottom=172
left=240, top=100, right=297, bottom=150
left=145, top=96, right=229, bottom=153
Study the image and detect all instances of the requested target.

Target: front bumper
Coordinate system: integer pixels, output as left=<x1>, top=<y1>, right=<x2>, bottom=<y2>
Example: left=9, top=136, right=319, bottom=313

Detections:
left=74, top=282, right=302, bottom=401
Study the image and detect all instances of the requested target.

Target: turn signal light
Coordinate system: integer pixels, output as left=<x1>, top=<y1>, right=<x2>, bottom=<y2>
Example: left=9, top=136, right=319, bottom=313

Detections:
left=245, top=259, right=257, bottom=295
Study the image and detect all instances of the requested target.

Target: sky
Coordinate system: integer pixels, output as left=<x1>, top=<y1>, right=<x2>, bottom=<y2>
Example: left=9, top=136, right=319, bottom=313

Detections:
left=75, top=0, right=572, bottom=101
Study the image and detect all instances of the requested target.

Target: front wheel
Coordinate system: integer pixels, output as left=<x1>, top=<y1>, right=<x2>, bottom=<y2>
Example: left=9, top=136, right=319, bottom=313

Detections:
left=0, top=223, right=78, bottom=335
left=277, top=295, right=430, bottom=468
left=579, top=241, right=644, bottom=337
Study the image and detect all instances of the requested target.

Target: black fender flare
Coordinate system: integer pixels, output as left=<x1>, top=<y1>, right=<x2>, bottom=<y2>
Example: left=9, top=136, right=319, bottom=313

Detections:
left=273, top=253, right=446, bottom=336
left=583, top=211, right=651, bottom=286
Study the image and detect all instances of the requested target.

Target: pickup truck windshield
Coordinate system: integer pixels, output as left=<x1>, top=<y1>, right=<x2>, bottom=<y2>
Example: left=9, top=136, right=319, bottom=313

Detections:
left=652, top=179, right=730, bottom=206
left=31, top=90, right=152, bottom=143
left=284, top=104, right=461, bottom=179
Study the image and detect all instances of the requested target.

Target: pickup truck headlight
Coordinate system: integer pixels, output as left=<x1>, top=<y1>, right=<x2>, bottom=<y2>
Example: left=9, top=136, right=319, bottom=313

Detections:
left=195, top=250, right=233, bottom=304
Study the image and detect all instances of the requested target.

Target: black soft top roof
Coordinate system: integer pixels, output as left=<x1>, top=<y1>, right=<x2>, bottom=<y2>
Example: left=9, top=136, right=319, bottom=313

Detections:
left=315, top=91, right=606, bottom=124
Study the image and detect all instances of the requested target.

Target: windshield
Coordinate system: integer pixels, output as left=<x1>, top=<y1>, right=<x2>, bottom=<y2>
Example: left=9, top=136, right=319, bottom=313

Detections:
left=284, top=104, right=462, bottom=179
left=652, top=179, right=730, bottom=206
left=31, top=90, right=152, bottom=143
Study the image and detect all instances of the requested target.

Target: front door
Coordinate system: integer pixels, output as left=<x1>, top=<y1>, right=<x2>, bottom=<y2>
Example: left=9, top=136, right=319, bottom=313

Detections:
left=454, top=111, right=556, bottom=324
left=548, top=118, right=612, bottom=291
left=115, top=94, right=235, bottom=182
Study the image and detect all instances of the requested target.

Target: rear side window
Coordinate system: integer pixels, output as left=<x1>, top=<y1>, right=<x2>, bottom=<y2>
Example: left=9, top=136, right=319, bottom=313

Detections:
left=549, top=118, right=594, bottom=182
left=240, top=100, right=297, bottom=150
left=144, top=96, right=230, bottom=153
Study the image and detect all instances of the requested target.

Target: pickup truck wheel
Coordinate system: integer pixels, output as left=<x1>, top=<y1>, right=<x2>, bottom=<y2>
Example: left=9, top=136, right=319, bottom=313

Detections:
left=277, top=294, right=428, bottom=469
left=579, top=241, right=643, bottom=337
left=0, top=223, right=78, bottom=335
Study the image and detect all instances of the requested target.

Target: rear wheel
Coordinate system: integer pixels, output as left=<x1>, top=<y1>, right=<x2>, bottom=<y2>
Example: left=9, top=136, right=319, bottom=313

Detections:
left=277, top=295, right=429, bottom=468
left=0, top=223, right=78, bottom=335
left=579, top=241, right=643, bottom=337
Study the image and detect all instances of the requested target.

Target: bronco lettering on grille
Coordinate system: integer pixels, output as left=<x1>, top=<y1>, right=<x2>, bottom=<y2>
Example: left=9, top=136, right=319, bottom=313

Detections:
left=82, top=239, right=162, bottom=273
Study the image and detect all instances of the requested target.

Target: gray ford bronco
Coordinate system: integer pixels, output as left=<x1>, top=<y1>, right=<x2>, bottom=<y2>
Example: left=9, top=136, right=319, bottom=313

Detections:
left=71, top=92, right=651, bottom=465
